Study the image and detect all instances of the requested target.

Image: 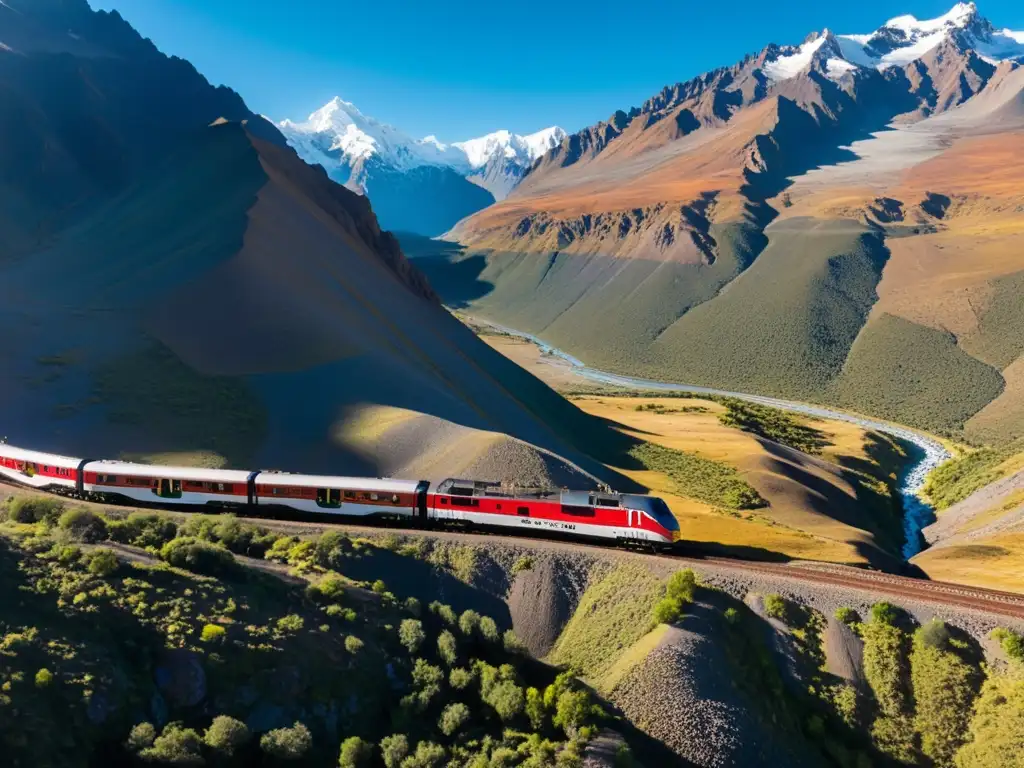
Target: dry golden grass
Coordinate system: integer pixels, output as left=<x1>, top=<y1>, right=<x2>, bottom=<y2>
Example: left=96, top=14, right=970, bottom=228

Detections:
left=598, top=624, right=671, bottom=694
left=956, top=489, right=1024, bottom=535
left=912, top=533, right=1024, bottom=594
left=966, top=356, right=1024, bottom=445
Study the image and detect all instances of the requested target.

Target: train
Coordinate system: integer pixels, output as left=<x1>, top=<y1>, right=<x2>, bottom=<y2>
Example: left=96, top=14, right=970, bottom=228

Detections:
left=0, top=442, right=681, bottom=547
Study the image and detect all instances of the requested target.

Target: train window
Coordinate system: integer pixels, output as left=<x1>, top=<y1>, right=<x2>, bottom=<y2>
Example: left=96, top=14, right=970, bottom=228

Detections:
left=592, top=496, right=619, bottom=507
left=391, top=494, right=400, bottom=504
left=370, top=492, right=379, bottom=501
left=450, top=496, right=479, bottom=507
left=450, top=486, right=474, bottom=497
left=344, top=491, right=356, bottom=499
left=517, top=506, right=530, bottom=517
left=440, top=497, right=448, bottom=505
left=316, top=488, right=341, bottom=508
left=562, top=504, right=596, bottom=517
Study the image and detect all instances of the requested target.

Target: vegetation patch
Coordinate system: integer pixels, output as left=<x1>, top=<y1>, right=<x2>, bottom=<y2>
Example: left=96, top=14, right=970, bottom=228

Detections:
left=925, top=437, right=1024, bottom=511
left=627, top=442, right=767, bottom=510
left=718, top=398, right=831, bottom=454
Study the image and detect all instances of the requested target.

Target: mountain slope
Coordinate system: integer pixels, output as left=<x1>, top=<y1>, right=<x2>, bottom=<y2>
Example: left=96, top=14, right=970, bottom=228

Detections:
left=277, top=98, right=565, bottom=234
left=0, top=0, right=625, bottom=488
left=433, top=2, right=1024, bottom=443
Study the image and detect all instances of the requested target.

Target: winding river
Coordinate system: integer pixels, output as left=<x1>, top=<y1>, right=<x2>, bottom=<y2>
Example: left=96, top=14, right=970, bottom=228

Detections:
left=475, top=320, right=951, bottom=559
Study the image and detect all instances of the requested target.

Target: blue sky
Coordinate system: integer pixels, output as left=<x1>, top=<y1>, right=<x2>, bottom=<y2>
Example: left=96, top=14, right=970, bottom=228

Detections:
left=95, top=1, right=1023, bottom=141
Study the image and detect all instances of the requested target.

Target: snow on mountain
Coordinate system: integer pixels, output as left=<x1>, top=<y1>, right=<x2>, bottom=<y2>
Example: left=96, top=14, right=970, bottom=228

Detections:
left=277, top=97, right=564, bottom=198
left=762, top=3, right=1024, bottom=83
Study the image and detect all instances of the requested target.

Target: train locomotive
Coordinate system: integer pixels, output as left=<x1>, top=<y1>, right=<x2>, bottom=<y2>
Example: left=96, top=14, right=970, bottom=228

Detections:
left=0, top=442, right=681, bottom=547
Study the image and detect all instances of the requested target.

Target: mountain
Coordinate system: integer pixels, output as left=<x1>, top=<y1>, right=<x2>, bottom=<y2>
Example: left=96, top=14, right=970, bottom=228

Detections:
left=277, top=98, right=564, bottom=234
left=0, top=0, right=625, bottom=489
left=427, top=2, right=1024, bottom=445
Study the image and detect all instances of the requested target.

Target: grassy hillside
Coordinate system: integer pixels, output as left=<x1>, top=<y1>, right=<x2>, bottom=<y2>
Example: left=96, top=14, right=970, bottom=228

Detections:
left=0, top=496, right=615, bottom=768
left=924, top=437, right=1024, bottom=511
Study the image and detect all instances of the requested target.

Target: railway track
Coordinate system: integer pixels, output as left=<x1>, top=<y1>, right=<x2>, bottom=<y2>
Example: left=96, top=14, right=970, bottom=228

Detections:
left=5, top=479, right=1024, bottom=621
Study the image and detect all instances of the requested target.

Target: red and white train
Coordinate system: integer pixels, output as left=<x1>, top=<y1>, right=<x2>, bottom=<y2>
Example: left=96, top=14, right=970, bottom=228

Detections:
left=0, top=442, right=681, bottom=547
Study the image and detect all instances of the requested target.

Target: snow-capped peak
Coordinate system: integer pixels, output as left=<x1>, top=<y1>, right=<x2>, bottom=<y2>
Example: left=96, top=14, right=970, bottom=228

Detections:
left=277, top=96, right=566, bottom=198
left=760, top=3, right=1024, bottom=83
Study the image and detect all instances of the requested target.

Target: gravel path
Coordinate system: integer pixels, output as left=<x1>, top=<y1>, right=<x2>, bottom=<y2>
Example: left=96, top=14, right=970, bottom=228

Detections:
left=469, top=318, right=952, bottom=559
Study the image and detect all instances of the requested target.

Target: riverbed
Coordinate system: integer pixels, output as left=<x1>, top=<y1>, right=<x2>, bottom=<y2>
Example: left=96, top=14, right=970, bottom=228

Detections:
left=471, top=319, right=951, bottom=559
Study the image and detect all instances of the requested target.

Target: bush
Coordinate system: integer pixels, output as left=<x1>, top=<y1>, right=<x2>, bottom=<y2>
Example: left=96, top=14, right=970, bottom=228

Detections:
left=338, top=736, right=373, bottom=768
left=203, top=715, right=250, bottom=756
left=512, top=556, right=534, bottom=575
left=871, top=602, right=898, bottom=625
left=371, top=579, right=387, bottom=594
left=438, top=702, right=470, bottom=736
left=85, top=548, right=119, bottom=577
left=200, top=624, right=226, bottom=644
left=503, top=629, right=525, bottom=654
left=277, top=614, right=304, bottom=633
left=652, top=569, right=697, bottom=625
left=58, top=508, right=108, bottom=542
left=525, top=686, right=545, bottom=730
left=479, top=616, right=499, bottom=643
left=8, top=496, right=65, bottom=525
left=119, top=512, right=177, bottom=548
left=953, top=668, right=1024, bottom=766
left=723, top=607, right=740, bottom=625
left=553, top=689, right=592, bottom=736
left=652, top=596, right=687, bottom=625
left=911, top=625, right=980, bottom=765
left=449, top=667, right=473, bottom=690
left=34, top=668, right=54, bottom=688
left=126, top=722, right=157, bottom=752
left=437, top=630, right=458, bottom=666
left=484, top=680, right=524, bottom=721
left=399, top=618, right=425, bottom=654
left=992, top=628, right=1024, bottom=663
left=763, top=594, right=788, bottom=622
left=160, top=536, right=236, bottom=576
left=834, top=607, right=860, bottom=626
left=458, top=610, right=480, bottom=637
left=403, top=741, right=445, bottom=768
left=308, top=573, right=348, bottom=603
left=141, top=723, right=204, bottom=765
left=260, top=722, right=312, bottom=760
left=380, top=734, right=409, bottom=768
left=345, top=635, right=364, bottom=654
left=429, top=602, right=456, bottom=626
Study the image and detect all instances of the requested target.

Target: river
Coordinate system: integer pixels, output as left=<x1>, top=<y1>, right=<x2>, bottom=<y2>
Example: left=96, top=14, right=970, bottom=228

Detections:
left=474, top=319, right=951, bottom=559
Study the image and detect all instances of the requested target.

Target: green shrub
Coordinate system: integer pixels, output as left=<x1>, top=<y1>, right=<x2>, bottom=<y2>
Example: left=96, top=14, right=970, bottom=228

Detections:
left=314, top=530, right=353, bottom=567
left=429, top=602, right=457, bottom=626
left=200, top=624, right=226, bottom=644
left=763, top=594, right=788, bottom=622
left=371, top=579, right=387, bottom=594
left=203, top=715, right=250, bottom=756
left=652, top=596, right=687, bottom=625
left=308, top=573, right=348, bottom=603
left=652, top=569, right=697, bottom=625
left=58, top=508, right=108, bottom=542
left=512, top=556, right=534, bottom=575
left=345, top=635, right=364, bottom=655
left=437, top=630, right=458, bottom=666
left=991, top=628, right=1024, bottom=663
left=159, top=536, right=235, bottom=576
left=458, top=610, right=480, bottom=637
left=449, top=667, right=473, bottom=690
left=126, top=722, right=157, bottom=752
left=34, top=668, right=54, bottom=688
left=260, top=722, right=312, bottom=760
left=503, top=630, right=525, bottom=654
left=830, top=683, right=861, bottom=730
left=141, top=723, right=204, bottom=765
left=525, top=686, right=545, bottom=730
left=553, top=689, right=592, bottom=737
left=925, top=439, right=1024, bottom=510
left=723, top=607, right=740, bottom=625
left=953, top=668, right=1024, bottom=767
left=120, top=512, right=177, bottom=548
left=338, top=736, right=373, bottom=768
left=380, top=734, right=409, bottom=768
left=403, top=741, right=445, bottom=768
left=399, top=618, right=425, bottom=654
left=85, top=548, right=119, bottom=577
left=438, top=702, right=470, bottom=736
left=911, top=624, right=980, bottom=765
left=483, top=680, right=524, bottom=721
left=871, top=602, right=898, bottom=625
left=718, top=398, right=830, bottom=454
left=8, top=496, right=65, bottom=524
left=277, top=614, right=304, bottom=633
left=834, top=607, right=860, bottom=626
left=869, top=714, right=917, bottom=765
left=405, top=597, right=421, bottom=616
left=479, top=616, right=499, bottom=643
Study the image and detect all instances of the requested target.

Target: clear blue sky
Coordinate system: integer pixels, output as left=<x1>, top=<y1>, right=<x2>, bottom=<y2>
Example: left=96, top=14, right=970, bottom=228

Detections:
left=94, top=1, right=1023, bottom=141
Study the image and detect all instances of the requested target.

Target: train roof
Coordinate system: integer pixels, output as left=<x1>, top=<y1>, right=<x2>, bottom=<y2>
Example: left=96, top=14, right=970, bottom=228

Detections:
left=0, top=443, right=83, bottom=468
left=255, top=472, right=420, bottom=494
left=84, top=460, right=251, bottom=483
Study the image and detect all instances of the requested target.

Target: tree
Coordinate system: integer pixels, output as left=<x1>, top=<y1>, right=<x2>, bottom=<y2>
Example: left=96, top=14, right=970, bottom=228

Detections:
left=478, top=616, right=499, bottom=643
left=429, top=602, right=456, bottom=626
left=553, top=690, right=592, bottom=737
left=525, top=687, right=545, bottom=730
left=345, top=636, right=364, bottom=655
left=140, top=723, right=204, bottom=766
left=260, top=722, right=312, bottom=760
left=126, top=722, right=157, bottom=752
left=954, top=668, right=1024, bottom=767
left=200, top=624, right=226, bottom=644
left=484, top=680, right=524, bottom=721
left=399, top=619, right=426, bottom=654
left=34, top=668, right=54, bottom=688
left=58, top=508, right=107, bottom=543
left=449, top=667, right=473, bottom=690
left=403, top=741, right=445, bottom=768
left=338, top=736, right=373, bottom=768
left=458, top=610, right=480, bottom=637
left=380, top=734, right=409, bottom=768
left=203, top=716, right=250, bottom=756
left=437, top=630, right=458, bottom=666
left=86, top=548, right=119, bottom=577
left=160, top=536, right=235, bottom=576
left=438, top=702, right=470, bottom=736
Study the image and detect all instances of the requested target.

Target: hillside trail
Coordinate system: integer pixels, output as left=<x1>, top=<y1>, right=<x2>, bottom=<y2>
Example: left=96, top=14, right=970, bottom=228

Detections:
left=468, top=318, right=952, bottom=559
